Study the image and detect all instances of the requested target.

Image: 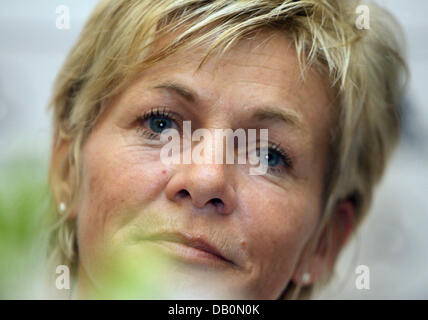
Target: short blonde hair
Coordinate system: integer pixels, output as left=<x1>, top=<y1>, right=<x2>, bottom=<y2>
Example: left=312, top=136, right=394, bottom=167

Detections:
left=48, top=0, right=407, bottom=299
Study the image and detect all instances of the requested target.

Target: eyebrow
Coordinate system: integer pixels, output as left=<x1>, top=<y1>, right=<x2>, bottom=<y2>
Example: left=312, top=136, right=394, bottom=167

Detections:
left=153, top=82, right=196, bottom=103
left=250, top=107, right=304, bottom=132
left=152, top=81, right=304, bottom=131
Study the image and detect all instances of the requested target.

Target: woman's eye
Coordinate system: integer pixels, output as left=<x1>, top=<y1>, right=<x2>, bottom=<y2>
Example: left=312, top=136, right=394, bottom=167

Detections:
left=257, top=149, right=280, bottom=167
left=255, top=145, right=293, bottom=173
left=136, top=108, right=181, bottom=139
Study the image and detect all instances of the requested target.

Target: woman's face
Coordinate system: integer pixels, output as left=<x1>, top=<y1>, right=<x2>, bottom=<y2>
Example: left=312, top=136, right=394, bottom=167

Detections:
left=73, top=32, right=334, bottom=299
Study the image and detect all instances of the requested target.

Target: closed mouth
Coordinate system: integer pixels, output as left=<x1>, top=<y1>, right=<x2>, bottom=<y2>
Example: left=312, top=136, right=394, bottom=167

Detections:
left=143, top=232, right=235, bottom=266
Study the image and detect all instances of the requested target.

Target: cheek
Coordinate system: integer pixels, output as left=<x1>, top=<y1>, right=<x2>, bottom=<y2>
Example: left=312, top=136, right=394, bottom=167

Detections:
left=76, top=134, right=170, bottom=264
left=239, top=183, right=319, bottom=296
left=244, top=185, right=318, bottom=256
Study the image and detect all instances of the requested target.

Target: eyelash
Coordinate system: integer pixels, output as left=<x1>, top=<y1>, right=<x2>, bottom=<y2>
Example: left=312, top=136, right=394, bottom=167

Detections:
left=135, top=107, right=293, bottom=173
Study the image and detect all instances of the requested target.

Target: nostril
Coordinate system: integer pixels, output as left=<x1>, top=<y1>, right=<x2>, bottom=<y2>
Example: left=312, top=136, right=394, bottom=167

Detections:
left=210, top=198, right=224, bottom=207
left=177, top=189, right=190, bottom=199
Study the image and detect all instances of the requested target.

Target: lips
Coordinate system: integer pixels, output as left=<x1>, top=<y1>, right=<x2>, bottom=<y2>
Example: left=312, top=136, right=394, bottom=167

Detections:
left=144, top=231, right=234, bottom=266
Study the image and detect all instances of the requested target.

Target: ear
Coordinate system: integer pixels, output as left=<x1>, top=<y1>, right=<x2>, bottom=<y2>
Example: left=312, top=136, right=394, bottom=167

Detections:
left=49, top=135, right=77, bottom=219
left=291, top=200, right=355, bottom=286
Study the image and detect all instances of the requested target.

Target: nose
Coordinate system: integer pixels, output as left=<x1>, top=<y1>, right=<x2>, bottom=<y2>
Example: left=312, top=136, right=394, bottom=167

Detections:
left=165, top=163, right=237, bottom=216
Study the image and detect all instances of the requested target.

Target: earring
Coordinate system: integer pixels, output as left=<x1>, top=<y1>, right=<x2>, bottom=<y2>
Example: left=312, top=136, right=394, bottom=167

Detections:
left=302, top=272, right=311, bottom=284
left=59, top=202, right=66, bottom=213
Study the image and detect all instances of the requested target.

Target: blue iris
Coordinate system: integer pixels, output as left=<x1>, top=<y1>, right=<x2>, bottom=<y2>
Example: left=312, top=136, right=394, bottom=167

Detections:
left=149, top=116, right=173, bottom=133
left=257, top=149, right=281, bottom=167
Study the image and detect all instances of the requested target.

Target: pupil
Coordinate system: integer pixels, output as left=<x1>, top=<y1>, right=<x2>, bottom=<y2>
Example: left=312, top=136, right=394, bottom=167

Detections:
left=257, top=149, right=279, bottom=167
left=150, top=117, right=171, bottom=133
left=268, top=152, right=279, bottom=166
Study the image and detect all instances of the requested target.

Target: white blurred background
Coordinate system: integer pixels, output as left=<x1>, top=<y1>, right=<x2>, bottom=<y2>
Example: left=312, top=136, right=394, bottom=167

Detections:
left=0, top=0, right=427, bottom=299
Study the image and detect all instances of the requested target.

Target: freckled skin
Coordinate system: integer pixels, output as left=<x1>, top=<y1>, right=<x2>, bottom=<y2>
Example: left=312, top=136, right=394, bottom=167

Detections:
left=75, top=32, right=333, bottom=299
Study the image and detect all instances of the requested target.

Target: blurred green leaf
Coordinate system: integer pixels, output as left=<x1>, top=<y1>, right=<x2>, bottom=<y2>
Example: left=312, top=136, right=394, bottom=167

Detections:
left=0, top=154, right=50, bottom=299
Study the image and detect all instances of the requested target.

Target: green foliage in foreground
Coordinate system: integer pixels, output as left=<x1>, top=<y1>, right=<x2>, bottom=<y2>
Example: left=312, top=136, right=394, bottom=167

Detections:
left=0, top=155, right=170, bottom=299
left=0, top=155, right=50, bottom=299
